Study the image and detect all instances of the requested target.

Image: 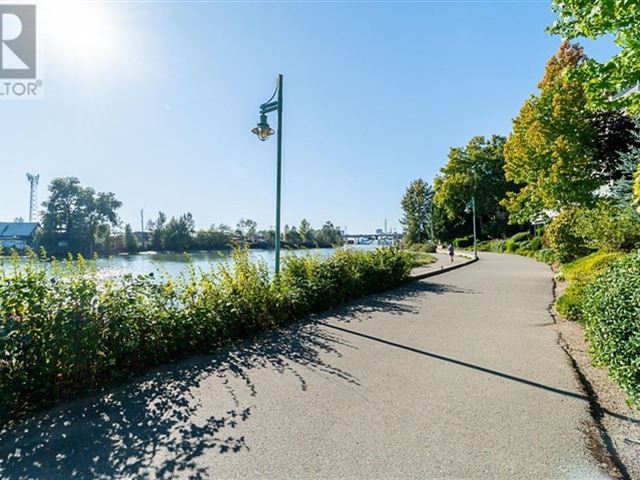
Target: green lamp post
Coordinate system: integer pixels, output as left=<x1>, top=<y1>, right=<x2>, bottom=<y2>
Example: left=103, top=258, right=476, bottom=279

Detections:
left=252, top=74, right=284, bottom=274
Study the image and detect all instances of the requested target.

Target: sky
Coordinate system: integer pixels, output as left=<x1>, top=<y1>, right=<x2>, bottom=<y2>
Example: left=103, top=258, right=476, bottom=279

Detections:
left=1, top=0, right=619, bottom=234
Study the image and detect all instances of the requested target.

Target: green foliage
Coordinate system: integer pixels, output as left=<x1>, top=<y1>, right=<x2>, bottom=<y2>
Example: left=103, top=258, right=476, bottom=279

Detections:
left=536, top=248, right=557, bottom=264
left=543, top=208, right=592, bottom=263
left=433, top=135, right=514, bottom=239
left=41, top=177, right=122, bottom=256
left=476, top=239, right=506, bottom=252
left=634, top=164, right=640, bottom=208
left=556, top=252, right=624, bottom=321
left=529, top=236, right=543, bottom=251
left=401, top=179, right=433, bottom=244
left=549, top=1, right=640, bottom=114
left=407, top=241, right=437, bottom=253
left=503, top=43, right=599, bottom=223
left=0, top=247, right=413, bottom=421
left=574, top=202, right=640, bottom=252
left=582, top=252, right=640, bottom=409
left=406, top=251, right=437, bottom=268
left=124, top=224, right=138, bottom=254
left=510, top=231, right=531, bottom=243
left=452, top=236, right=473, bottom=248
left=505, top=240, right=518, bottom=253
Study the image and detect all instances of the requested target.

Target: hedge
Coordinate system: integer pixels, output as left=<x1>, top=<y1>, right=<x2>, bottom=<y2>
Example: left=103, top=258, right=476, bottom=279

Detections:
left=0, top=247, right=414, bottom=422
left=582, top=251, right=640, bottom=409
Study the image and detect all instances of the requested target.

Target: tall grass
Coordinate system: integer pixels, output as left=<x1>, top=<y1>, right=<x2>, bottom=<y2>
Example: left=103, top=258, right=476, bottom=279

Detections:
left=0, top=247, right=413, bottom=422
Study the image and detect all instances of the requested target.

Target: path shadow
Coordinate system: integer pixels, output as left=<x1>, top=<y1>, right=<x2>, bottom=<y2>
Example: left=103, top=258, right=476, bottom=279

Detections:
left=329, top=280, right=479, bottom=323
left=0, top=322, right=357, bottom=480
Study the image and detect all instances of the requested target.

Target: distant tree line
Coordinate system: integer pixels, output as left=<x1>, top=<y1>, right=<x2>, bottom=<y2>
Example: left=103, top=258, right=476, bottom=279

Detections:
left=33, top=177, right=344, bottom=256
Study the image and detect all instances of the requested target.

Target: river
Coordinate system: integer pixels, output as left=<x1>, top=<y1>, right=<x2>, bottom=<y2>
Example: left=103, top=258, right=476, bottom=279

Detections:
left=90, top=245, right=377, bottom=278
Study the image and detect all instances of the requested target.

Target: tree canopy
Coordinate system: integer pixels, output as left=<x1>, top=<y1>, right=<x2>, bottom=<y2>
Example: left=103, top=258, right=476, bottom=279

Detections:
left=434, top=135, right=512, bottom=238
left=400, top=179, right=433, bottom=244
left=41, top=177, right=122, bottom=256
left=503, top=42, right=599, bottom=223
left=549, top=0, right=640, bottom=113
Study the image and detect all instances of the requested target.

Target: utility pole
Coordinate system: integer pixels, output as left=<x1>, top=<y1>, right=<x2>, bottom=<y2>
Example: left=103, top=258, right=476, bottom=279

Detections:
left=26, top=173, right=39, bottom=223
left=140, top=209, right=144, bottom=232
left=384, top=218, right=387, bottom=233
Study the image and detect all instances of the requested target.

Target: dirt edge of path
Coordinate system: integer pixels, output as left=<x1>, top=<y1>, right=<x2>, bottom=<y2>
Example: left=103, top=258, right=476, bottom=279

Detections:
left=548, top=272, right=640, bottom=480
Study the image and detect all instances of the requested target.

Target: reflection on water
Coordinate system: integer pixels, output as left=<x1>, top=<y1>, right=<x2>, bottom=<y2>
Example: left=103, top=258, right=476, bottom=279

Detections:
left=93, top=246, right=376, bottom=278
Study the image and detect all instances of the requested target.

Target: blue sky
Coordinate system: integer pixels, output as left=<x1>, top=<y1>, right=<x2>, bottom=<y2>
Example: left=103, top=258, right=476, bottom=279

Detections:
left=2, top=0, right=618, bottom=234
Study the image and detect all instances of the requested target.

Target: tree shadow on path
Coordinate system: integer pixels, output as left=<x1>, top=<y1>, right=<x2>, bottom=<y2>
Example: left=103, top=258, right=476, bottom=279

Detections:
left=0, top=279, right=469, bottom=480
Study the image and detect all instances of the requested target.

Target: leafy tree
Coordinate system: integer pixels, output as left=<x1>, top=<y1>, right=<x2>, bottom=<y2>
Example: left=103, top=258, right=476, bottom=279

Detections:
left=236, top=218, right=258, bottom=241
left=611, top=125, right=640, bottom=204
left=299, top=219, right=314, bottom=245
left=434, top=135, right=513, bottom=239
left=503, top=42, right=599, bottom=223
left=400, top=179, right=433, bottom=244
left=194, top=225, right=232, bottom=250
left=549, top=0, right=640, bottom=113
left=41, top=177, right=121, bottom=256
left=284, top=225, right=303, bottom=247
left=124, top=224, right=138, bottom=253
left=164, top=213, right=195, bottom=252
left=147, top=212, right=167, bottom=251
left=315, top=222, right=343, bottom=247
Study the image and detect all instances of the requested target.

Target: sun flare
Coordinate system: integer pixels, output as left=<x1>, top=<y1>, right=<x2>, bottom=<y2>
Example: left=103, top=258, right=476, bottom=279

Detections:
left=42, top=0, right=126, bottom=75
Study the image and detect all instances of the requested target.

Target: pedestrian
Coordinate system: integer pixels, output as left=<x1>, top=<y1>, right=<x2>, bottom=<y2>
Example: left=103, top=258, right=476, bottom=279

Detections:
left=448, top=244, right=455, bottom=263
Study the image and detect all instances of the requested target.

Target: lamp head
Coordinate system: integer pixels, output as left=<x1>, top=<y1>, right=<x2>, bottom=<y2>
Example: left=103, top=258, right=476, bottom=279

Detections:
left=251, top=113, right=275, bottom=141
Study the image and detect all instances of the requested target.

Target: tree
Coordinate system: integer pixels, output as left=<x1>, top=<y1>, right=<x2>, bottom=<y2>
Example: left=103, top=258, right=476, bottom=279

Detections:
left=400, top=179, right=433, bottom=244
left=634, top=165, right=640, bottom=209
left=236, top=218, right=258, bottom=241
left=41, top=177, right=121, bottom=255
left=503, top=42, right=599, bottom=223
left=315, top=222, right=343, bottom=247
left=549, top=0, right=640, bottom=114
left=147, top=212, right=167, bottom=251
left=164, top=213, right=195, bottom=252
left=434, top=135, right=513, bottom=239
left=124, top=224, right=138, bottom=253
left=299, top=219, right=314, bottom=245
left=284, top=226, right=303, bottom=247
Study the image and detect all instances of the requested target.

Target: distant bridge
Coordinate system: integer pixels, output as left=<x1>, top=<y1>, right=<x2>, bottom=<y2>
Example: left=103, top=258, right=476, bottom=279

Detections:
left=342, top=232, right=403, bottom=244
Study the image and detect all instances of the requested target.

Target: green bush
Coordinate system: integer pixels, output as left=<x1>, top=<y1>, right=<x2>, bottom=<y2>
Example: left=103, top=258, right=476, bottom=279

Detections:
left=582, top=252, right=640, bottom=409
left=556, top=252, right=625, bottom=322
left=544, top=207, right=592, bottom=263
left=574, top=202, right=640, bottom=253
left=510, top=231, right=531, bottom=243
left=408, top=241, right=437, bottom=253
left=453, top=236, right=474, bottom=248
left=0, top=247, right=413, bottom=421
left=528, top=236, right=543, bottom=251
left=477, top=239, right=506, bottom=252
left=505, top=239, right=517, bottom=253
left=536, top=248, right=556, bottom=264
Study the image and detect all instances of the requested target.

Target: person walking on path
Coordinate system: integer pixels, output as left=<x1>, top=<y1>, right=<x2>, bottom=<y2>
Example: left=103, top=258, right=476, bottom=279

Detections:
left=448, top=244, right=455, bottom=263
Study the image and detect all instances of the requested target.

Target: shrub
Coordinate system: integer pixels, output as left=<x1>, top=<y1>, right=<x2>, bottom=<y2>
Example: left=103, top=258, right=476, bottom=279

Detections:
left=505, top=239, right=518, bottom=253
left=544, top=207, right=591, bottom=263
left=510, top=231, right=531, bottom=243
left=528, top=236, right=543, bottom=251
left=477, top=239, right=506, bottom=253
left=408, top=241, right=436, bottom=253
left=556, top=252, right=625, bottom=322
left=453, top=236, right=474, bottom=248
left=574, top=202, right=640, bottom=253
left=582, top=252, right=640, bottom=409
left=536, top=248, right=556, bottom=264
left=0, top=247, right=413, bottom=422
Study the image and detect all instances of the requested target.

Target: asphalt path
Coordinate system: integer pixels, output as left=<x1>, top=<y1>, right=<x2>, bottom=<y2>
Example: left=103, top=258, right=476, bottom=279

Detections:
left=0, top=253, right=606, bottom=479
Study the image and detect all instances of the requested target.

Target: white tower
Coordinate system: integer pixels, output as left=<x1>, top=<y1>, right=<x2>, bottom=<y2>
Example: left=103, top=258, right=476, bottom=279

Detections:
left=26, top=173, right=39, bottom=223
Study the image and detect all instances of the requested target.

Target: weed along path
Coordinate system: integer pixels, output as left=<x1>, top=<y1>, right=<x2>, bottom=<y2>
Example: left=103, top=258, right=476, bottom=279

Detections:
left=0, top=253, right=613, bottom=479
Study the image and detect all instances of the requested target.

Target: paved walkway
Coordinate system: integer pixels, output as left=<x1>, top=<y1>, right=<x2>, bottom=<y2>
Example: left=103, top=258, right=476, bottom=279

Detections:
left=0, top=253, right=605, bottom=479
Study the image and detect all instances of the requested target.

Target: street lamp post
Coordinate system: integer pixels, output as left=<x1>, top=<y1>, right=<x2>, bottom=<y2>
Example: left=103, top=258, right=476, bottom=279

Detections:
left=471, top=195, right=478, bottom=260
left=252, top=74, right=284, bottom=274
